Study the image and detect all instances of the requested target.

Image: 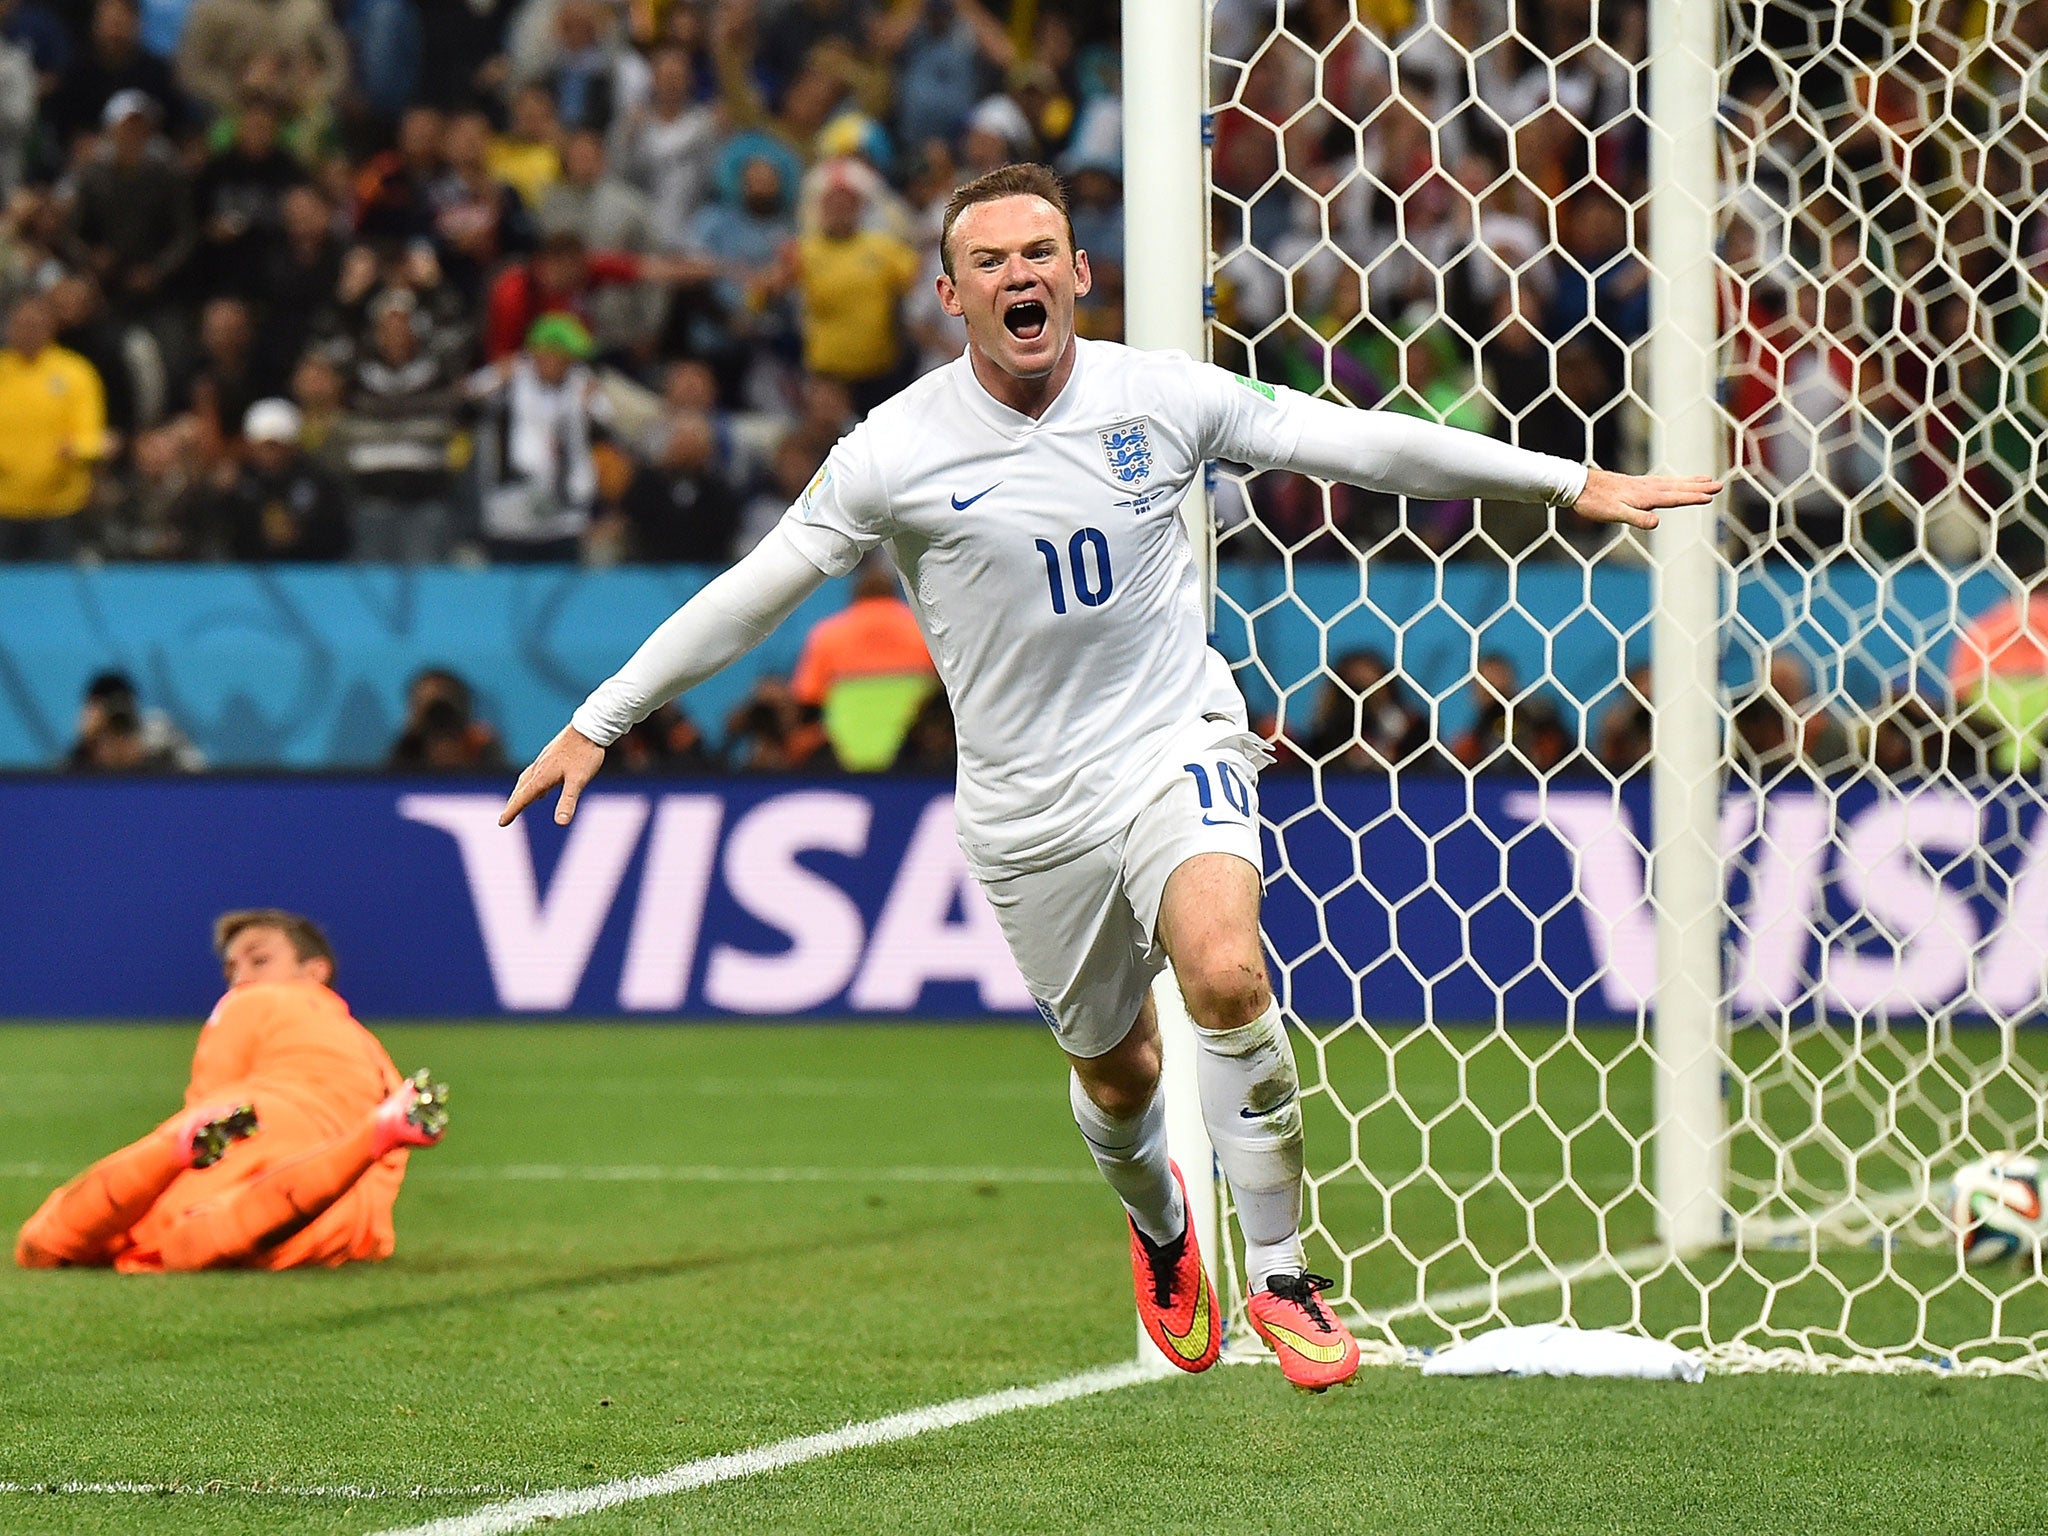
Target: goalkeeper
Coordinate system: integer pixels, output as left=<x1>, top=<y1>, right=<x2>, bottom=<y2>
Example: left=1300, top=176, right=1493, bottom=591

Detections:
left=502, top=163, right=1718, bottom=1390
left=15, top=910, right=447, bottom=1273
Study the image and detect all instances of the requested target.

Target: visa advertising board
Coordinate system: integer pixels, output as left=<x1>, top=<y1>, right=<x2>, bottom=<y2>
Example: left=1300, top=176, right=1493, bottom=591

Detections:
left=1, top=776, right=2042, bottom=1024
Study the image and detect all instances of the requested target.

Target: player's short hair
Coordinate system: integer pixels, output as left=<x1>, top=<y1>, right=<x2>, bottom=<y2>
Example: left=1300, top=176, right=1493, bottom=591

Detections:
left=939, top=163, right=1075, bottom=279
left=213, top=909, right=337, bottom=977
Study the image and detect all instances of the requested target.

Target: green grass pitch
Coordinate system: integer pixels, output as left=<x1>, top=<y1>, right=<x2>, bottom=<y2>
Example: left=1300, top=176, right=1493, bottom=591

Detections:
left=2, top=1021, right=2044, bottom=1535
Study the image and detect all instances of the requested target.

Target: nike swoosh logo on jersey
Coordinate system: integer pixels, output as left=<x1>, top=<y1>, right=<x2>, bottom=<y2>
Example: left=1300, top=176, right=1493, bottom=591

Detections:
left=1160, top=1269, right=1215, bottom=1361
left=950, top=483, right=1000, bottom=509
left=1201, top=814, right=1246, bottom=828
left=1258, top=1318, right=1350, bottom=1363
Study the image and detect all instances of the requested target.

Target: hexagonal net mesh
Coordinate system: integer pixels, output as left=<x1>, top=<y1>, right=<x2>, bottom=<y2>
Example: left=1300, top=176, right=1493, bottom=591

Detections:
left=1201, top=0, right=2048, bottom=1373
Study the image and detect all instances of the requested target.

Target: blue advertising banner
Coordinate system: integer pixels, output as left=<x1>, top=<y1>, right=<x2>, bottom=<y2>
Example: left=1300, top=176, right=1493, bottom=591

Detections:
left=0, top=560, right=2000, bottom=768
left=2, top=775, right=2044, bottom=1023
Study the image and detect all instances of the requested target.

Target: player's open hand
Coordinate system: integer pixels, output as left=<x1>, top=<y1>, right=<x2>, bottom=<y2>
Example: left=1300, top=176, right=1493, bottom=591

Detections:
left=1571, top=468, right=1722, bottom=530
left=500, top=724, right=607, bottom=827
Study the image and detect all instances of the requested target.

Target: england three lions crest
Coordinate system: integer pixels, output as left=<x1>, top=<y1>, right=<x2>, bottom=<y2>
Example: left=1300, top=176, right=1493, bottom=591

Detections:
left=1098, top=419, right=1153, bottom=486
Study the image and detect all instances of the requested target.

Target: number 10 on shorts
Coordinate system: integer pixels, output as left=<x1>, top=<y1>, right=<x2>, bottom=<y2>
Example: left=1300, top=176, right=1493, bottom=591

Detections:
left=1184, top=759, right=1252, bottom=824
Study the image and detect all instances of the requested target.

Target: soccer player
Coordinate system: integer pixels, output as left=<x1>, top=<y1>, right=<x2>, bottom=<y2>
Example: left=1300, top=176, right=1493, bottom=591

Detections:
left=15, top=910, right=448, bottom=1273
left=500, top=164, right=1718, bottom=1389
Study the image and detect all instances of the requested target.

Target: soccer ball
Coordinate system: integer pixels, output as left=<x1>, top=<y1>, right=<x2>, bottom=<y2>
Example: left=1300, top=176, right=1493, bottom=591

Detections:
left=1947, top=1152, right=2044, bottom=1266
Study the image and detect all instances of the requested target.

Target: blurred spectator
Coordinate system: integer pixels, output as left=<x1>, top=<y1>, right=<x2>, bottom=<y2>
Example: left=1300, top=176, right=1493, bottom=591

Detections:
left=736, top=428, right=823, bottom=553
left=617, top=408, right=737, bottom=562
left=48, top=272, right=137, bottom=438
left=1450, top=653, right=1519, bottom=770
left=253, top=184, right=343, bottom=378
left=65, top=91, right=195, bottom=349
left=1947, top=586, right=2048, bottom=775
left=1513, top=695, right=1577, bottom=775
left=782, top=162, right=918, bottom=412
left=174, top=0, right=347, bottom=118
left=1594, top=662, right=1653, bottom=777
left=466, top=312, right=611, bottom=561
left=537, top=129, right=661, bottom=357
left=605, top=699, right=716, bottom=772
left=288, top=346, right=347, bottom=470
left=47, top=0, right=184, bottom=146
left=489, top=81, right=564, bottom=211
left=334, top=290, right=462, bottom=561
left=0, top=27, right=34, bottom=203
left=416, top=0, right=512, bottom=111
left=1732, top=652, right=1854, bottom=779
left=192, top=91, right=304, bottom=299
left=723, top=674, right=825, bottom=771
left=483, top=228, right=698, bottom=363
left=63, top=668, right=204, bottom=770
left=790, top=559, right=936, bottom=770
left=524, top=0, right=627, bottom=134
left=388, top=665, right=508, bottom=770
left=354, top=104, right=446, bottom=246
left=0, top=0, right=71, bottom=94
left=1869, top=688, right=1945, bottom=781
left=892, top=688, right=956, bottom=774
left=1297, top=649, right=1427, bottom=771
left=429, top=108, right=534, bottom=298
left=0, top=293, right=108, bottom=560
left=184, top=295, right=282, bottom=466
left=201, top=396, right=350, bottom=559
left=1065, top=156, right=1122, bottom=338
left=874, top=0, right=1012, bottom=153
left=613, top=40, right=718, bottom=254
left=677, top=147, right=796, bottom=372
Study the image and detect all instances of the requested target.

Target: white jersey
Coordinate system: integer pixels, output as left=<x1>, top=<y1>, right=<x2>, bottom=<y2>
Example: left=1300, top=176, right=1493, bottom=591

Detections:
left=572, top=337, right=1585, bottom=881
left=779, top=340, right=1317, bottom=879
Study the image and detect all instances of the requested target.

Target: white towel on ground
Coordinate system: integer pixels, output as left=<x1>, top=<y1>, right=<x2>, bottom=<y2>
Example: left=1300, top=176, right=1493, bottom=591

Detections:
left=1420, top=1323, right=1706, bottom=1382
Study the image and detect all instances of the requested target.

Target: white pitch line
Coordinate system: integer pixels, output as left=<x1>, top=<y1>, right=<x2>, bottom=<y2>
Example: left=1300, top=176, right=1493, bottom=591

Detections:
left=0, top=1482, right=524, bottom=1500
left=370, top=1360, right=1172, bottom=1536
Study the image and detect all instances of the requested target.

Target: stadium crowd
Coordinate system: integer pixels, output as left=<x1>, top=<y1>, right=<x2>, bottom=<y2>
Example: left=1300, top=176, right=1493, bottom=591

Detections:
left=0, top=0, right=1124, bottom=563
left=5, top=0, right=2046, bottom=774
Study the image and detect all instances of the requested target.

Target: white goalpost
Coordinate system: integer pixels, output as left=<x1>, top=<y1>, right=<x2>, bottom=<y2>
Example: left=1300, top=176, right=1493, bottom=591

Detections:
left=1126, top=0, right=2048, bottom=1374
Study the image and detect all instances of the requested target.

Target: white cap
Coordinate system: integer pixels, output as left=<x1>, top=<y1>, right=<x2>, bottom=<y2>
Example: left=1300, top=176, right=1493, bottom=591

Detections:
left=243, top=398, right=303, bottom=444
left=102, top=89, right=157, bottom=128
left=966, top=95, right=1033, bottom=154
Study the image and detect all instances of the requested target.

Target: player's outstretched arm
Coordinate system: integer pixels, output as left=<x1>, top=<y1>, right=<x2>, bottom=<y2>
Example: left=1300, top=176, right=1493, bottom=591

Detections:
left=1569, top=466, right=1722, bottom=531
left=1246, top=385, right=1720, bottom=524
left=498, top=523, right=831, bottom=827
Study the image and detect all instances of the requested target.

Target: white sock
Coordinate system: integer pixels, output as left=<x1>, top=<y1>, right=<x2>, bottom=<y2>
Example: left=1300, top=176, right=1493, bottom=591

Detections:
left=1069, top=1071, right=1185, bottom=1246
left=1193, top=1001, right=1306, bottom=1291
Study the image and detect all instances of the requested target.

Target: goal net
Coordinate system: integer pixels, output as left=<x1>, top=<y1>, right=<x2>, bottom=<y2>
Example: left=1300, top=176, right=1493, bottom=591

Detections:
left=1176, top=0, right=2048, bottom=1373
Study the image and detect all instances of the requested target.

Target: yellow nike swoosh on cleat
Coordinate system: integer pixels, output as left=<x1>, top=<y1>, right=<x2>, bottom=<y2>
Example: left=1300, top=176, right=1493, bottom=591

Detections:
left=1159, top=1272, right=1214, bottom=1362
left=1259, top=1319, right=1350, bottom=1364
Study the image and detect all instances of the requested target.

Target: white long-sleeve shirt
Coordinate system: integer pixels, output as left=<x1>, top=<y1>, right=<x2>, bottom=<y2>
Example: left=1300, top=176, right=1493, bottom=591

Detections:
left=575, top=338, right=1586, bottom=878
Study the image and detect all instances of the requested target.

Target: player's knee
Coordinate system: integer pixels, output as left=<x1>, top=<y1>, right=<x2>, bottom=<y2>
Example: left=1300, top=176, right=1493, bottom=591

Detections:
left=1076, top=1033, right=1162, bottom=1121
left=1178, top=952, right=1271, bottom=1032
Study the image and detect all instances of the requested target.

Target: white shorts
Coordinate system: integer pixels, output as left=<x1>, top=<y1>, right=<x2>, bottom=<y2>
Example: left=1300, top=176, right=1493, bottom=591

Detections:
left=979, top=718, right=1270, bottom=1059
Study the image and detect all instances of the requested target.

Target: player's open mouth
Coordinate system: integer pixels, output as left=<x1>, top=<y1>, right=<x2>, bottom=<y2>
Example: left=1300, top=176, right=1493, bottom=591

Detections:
left=1003, top=300, right=1048, bottom=341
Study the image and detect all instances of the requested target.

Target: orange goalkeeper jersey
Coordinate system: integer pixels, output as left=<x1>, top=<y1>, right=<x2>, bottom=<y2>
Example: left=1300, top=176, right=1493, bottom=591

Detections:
left=119, top=981, right=409, bottom=1271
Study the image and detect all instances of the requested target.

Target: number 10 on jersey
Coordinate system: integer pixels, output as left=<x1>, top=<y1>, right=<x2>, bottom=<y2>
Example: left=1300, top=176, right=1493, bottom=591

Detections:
left=1034, top=529, right=1113, bottom=614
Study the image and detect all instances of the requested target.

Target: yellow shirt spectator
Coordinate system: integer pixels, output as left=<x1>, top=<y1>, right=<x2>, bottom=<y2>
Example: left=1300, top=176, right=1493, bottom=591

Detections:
left=0, top=318, right=108, bottom=521
left=795, top=175, right=920, bottom=384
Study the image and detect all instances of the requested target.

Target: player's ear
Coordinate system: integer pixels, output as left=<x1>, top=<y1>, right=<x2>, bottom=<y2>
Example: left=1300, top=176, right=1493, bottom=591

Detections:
left=936, top=271, right=963, bottom=318
left=305, top=955, right=335, bottom=987
left=1072, top=247, right=1092, bottom=300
